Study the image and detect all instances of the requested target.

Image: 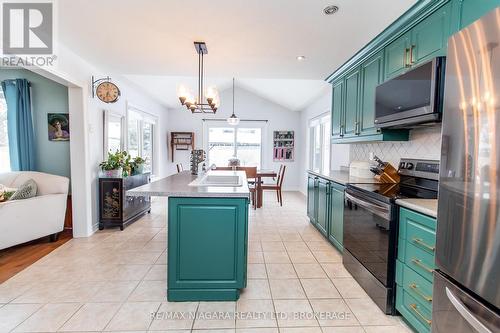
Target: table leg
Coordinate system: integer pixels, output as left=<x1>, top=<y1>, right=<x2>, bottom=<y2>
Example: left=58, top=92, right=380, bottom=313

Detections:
left=257, top=176, right=263, bottom=208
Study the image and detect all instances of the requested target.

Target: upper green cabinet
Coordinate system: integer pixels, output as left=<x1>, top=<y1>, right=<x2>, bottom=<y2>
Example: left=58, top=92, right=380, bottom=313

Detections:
left=410, top=2, right=451, bottom=64
left=451, top=0, right=499, bottom=31
left=384, top=2, right=451, bottom=80
left=384, top=31, right=411, bottom=80
left=327, top=0, right=498, bottom=143
left=331, top=79, right=344, bottom=138
left=343, top=68, right=361, bottom=137
left=360, top=51, right=384, bottom=136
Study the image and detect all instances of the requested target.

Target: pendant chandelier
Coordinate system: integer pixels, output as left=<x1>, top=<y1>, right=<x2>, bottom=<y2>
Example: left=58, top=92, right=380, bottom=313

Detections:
left=178, top=41, right=219, bottom=113
left=227, top=78, right=240, bottom=125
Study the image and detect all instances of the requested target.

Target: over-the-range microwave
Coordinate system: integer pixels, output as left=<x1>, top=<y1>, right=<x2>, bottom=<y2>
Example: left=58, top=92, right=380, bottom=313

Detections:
left=375, top=56, right=446, bottom=129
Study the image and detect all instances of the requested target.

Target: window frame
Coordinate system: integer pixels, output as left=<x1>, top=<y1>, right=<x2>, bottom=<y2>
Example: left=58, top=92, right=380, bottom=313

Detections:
left=0, top=90, right=10, bottom=173
left=202, top=120, right=267, bottom=169
left=309, top=112, right=331, bottom=175
left=126, top=103, right=158, bottom=176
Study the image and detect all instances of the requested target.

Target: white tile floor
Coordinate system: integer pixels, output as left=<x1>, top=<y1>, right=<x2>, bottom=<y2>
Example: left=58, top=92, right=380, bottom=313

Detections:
left=0, top=191, right=413, bottom=332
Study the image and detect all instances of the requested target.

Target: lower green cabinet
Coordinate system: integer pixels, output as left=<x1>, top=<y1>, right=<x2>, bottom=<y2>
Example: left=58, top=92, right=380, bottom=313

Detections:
left=167, top=197, right=248, bottom=301
left=307, top=173, right=344, bottom=251
left=328, top=183, right=345, bottom=251
left=396, top=207, right=436, bottom=333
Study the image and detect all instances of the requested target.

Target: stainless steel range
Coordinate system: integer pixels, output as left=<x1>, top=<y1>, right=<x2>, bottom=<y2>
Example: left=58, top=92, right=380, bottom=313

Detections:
left=343, top=158, right=439, bottom=314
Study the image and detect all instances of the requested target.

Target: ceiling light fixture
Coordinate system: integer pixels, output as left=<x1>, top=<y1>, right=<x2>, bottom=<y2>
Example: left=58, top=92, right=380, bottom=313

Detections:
left=323, top=5, right=339, bottom=15
left=177, top=41, right=219, bottom=113
left=227, top=78, right=240, bottom=126
left=297, top=55, right=306, bottom=61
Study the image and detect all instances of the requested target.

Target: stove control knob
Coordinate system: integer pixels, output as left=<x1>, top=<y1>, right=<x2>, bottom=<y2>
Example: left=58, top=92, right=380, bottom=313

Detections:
left=406, top=162, right=414, bottom=170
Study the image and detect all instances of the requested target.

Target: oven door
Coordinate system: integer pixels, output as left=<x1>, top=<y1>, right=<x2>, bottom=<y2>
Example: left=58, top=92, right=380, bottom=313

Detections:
left=343, top=189, right=395, bottom=286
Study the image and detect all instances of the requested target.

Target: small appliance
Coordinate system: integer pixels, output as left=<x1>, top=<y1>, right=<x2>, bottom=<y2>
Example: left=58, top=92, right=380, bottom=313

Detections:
left=375, top=57, right=445, bottom=129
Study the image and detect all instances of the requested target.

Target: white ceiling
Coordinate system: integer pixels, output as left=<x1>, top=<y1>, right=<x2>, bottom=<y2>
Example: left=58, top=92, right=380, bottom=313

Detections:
left=58, top=0, right=417, bottom=110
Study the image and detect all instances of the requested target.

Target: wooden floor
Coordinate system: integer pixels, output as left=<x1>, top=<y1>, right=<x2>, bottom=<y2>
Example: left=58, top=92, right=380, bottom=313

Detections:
left=0, top=230, right=72, bottom=283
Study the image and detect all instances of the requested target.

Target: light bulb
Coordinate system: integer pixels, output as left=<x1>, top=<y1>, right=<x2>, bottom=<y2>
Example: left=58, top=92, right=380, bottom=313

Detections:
left=177, top=85, right=188, bottom=98
left=227, top=114, right=240, bottom=126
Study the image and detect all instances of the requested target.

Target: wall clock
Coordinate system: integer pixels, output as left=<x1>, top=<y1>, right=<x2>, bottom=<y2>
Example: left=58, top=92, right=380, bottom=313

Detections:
left=92, top=76, right=121, bottom=103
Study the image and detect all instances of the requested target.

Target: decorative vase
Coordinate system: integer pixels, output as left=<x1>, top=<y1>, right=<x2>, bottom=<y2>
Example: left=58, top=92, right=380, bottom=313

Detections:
left=100, top=167, right=123, bottom=178
left=134, top=164, right=144, bottom=175
left=190, top=149, right=206, bottom=175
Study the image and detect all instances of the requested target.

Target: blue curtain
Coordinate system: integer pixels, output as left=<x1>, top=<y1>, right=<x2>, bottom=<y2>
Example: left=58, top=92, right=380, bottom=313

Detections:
left=1, top=79, right=36, bottom=171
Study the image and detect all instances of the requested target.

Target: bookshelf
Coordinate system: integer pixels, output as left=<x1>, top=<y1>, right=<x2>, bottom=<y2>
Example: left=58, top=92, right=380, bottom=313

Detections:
left=273, top=130, right=294, bottom=162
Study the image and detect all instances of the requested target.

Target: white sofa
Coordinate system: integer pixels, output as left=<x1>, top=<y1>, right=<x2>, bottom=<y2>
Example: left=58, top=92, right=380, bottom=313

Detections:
left=0, top=171, right=69, bottom=250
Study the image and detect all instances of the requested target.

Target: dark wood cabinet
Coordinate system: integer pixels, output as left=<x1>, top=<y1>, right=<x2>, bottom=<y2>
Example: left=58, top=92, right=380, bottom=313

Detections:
left=99, top=173, right=151, bottom=230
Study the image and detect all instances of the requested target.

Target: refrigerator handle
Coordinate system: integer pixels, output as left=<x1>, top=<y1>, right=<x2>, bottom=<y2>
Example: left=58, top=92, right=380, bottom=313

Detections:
left=445, top=287, right=492, bottom=333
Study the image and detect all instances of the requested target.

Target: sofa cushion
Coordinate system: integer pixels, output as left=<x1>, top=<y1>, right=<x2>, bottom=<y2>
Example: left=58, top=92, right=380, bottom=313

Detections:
left=10, top=179, right=37, bottom=200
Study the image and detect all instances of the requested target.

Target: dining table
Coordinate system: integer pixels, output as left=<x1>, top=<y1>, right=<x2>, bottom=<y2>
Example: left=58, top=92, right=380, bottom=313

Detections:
left=256, top=169, right=277, bottom=208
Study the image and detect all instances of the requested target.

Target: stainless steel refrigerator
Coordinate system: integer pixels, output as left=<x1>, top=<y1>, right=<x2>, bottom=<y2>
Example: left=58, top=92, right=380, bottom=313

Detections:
left=434, top=7, right=500, bottom=333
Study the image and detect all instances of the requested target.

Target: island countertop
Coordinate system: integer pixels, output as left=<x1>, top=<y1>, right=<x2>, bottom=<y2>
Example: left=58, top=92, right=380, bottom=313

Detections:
left=126, top=170, right=250, bottom=198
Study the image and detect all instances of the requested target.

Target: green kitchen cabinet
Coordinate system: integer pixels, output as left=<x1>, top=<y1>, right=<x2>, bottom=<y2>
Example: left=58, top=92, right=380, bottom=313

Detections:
left=307, top=175, right=318, bottom=223
left=331, top=78, right=344, bottom=138
left=343, top=67, right=361, bottom=137
left=410, top=2, right=451, bottom=65
left=384, top=31, right=411, bottom=80
left=396, top=207, right=436, bottom=333
left=328, top=183, right=345, bottom=251
left=451, top=0, right=499, bottom=31
left=316, top=178, right=330, bottom=237
left=167, top=197, right=248, bottom=301
left=384, top=2, right=451, bottom=80
left=359, top=51, right=384, bottom=136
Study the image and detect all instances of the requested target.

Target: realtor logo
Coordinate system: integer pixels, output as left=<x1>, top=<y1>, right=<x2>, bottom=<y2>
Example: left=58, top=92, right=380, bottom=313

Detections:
left=2, top=2, right=53, bottom=54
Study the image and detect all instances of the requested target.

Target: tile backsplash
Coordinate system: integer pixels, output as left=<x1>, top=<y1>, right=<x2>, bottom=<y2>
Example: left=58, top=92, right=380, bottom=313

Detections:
left=350, top=126, right=442, bottom=166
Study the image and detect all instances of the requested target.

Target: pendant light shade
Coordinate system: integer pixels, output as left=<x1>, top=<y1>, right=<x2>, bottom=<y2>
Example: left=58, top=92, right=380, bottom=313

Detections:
left=227, top=78, right=240, bottom=126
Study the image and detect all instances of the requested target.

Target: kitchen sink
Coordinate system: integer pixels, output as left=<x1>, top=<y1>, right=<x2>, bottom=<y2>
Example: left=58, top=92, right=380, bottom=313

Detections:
left=189, top=174, right=242, bottom=187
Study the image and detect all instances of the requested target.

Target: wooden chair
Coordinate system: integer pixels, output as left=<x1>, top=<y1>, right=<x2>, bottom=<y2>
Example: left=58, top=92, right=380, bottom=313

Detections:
left=176, top=163, right=184, bottom=173
left=262, top=165, right=286, bottom=206
left=237, top=167, right=258, bottom=209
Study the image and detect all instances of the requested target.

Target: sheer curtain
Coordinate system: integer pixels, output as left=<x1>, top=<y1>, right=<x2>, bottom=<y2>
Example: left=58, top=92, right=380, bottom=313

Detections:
left=1, top=79, right=36, bottom=171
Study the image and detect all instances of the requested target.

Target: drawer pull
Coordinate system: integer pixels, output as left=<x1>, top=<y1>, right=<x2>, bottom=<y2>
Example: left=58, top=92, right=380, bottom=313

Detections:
left=412, top=238, right=435, bottom=252
left=411, top=258, right=434, bottom=273
left=409, top=283, right=432, bottom=302
left=409, top=303, right=431, bottom=326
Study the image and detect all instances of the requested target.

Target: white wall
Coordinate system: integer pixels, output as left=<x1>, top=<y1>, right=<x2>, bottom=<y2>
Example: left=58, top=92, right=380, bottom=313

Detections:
left=298, top=88, right=350, bottom=194
left=166, top=86, right=302, bottom=191
left=30, top=45, right=169, bottom=236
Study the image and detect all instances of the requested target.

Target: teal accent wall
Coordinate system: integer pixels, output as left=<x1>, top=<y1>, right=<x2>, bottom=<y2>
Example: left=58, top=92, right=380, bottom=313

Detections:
left=0, top=68, right=70, bottom=179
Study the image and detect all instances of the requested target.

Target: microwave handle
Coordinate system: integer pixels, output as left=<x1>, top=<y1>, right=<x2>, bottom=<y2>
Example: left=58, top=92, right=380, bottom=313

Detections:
left=344, top=192, right=391, bottom=221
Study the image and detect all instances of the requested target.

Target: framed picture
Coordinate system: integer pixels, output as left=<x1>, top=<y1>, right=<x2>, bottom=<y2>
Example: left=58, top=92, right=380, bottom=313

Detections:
left=48, top=113, right=70, bottom=141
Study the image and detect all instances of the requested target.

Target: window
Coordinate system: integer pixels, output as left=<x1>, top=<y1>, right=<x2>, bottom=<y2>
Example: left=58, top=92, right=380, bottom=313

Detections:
left=127, top=106, right=157, bottom=174
left=309, top=113, right=330, bottom=175
left=0, top=91, right=10, bottom=173
left=205, top=122, right=264, bottom=168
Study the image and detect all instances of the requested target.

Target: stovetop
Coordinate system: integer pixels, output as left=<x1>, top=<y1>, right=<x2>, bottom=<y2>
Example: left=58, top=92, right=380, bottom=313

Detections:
left=346, top=158, right=440, bottom=204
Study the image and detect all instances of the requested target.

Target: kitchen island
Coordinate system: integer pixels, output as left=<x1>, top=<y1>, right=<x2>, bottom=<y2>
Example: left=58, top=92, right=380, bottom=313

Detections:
left=127, top=170, right=250, bottom=301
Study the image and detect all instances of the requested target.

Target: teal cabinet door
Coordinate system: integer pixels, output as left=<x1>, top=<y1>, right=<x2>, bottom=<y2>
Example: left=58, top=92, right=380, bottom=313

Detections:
left=328, top=184, right=344, bottom=251
left=410, top=2, right=451, bottom=65
left=307, top=175, right=317, bottom=223
left=359, top=51, right=383, bottom=136
left=343, top=68, right=361, bottom=137
left=453, top=0, right=499, bottom=30
left=316, top=179, right=329, bottom=237
left=331, top=79, right=344, bottom=138
left=168, top=197, right=248, bottom=301
left=384, top=31, right=410, bottom=80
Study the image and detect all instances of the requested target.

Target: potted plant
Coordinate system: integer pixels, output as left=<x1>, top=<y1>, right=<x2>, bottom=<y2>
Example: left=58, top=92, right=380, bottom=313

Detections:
left=131, top=156, right=146, bottom=175
left=99, top=151, right=126, bottom=178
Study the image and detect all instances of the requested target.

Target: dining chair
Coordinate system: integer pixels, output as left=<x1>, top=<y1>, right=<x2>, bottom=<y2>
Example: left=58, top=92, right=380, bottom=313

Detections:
left=237, top=167, right=257, bottom=209
left=262, top=165, right=286, bottom=206
left=176, top=163, right=183, bottom=173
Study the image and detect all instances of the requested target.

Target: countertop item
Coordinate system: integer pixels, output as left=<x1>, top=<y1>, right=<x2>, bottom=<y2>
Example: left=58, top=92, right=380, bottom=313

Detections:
left=396, top=198, right=438, bottom=218
left=127, top=170, right=250, bottom=198
left=307, top=169, right=379, bottom=185
left=349, top=161, right=373, bottom=178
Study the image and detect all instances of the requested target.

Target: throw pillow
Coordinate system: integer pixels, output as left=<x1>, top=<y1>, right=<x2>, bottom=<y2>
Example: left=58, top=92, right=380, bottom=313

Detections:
left=9, top=179, right=37, bottom=200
